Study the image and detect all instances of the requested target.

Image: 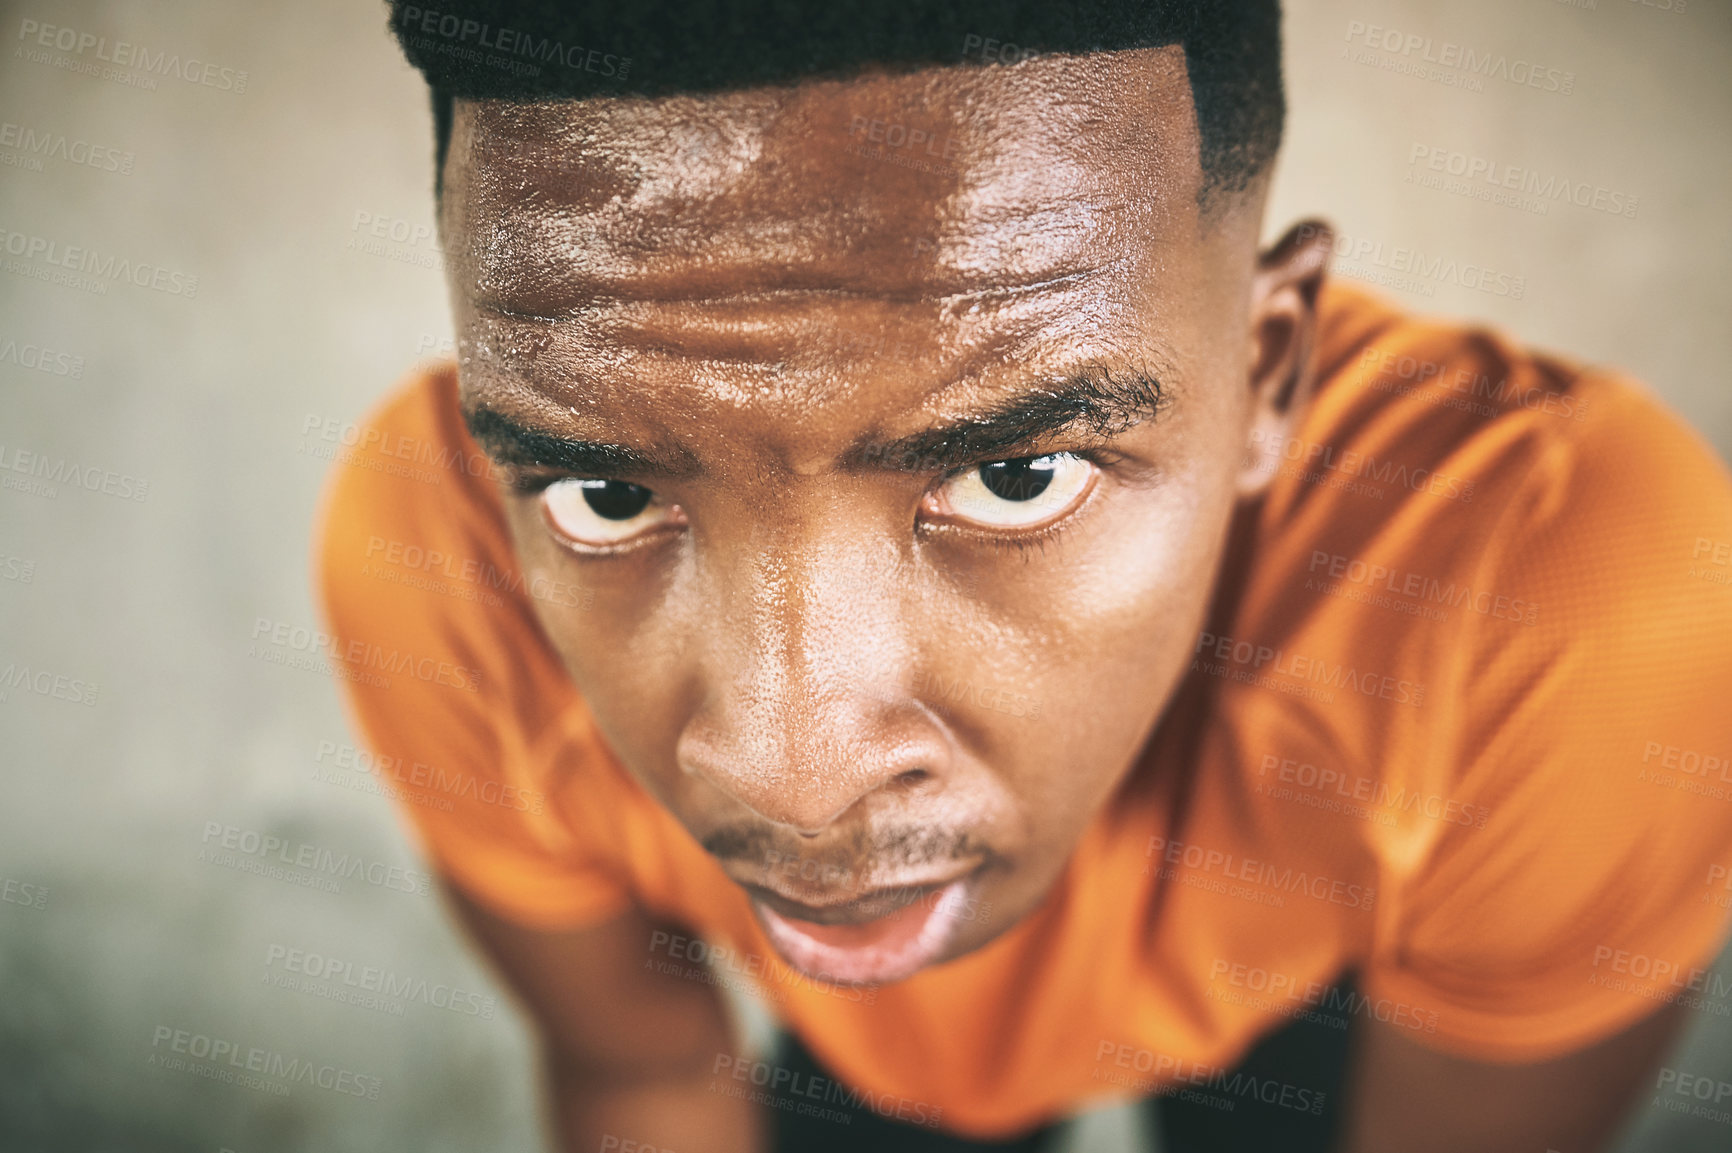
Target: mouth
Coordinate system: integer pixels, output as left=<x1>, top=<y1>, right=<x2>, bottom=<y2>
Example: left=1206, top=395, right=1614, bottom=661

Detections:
left=745, top=872, right=981, bottom=985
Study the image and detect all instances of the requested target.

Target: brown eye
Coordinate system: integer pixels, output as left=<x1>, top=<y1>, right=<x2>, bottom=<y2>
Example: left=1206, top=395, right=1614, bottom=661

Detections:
left=576, top=479, right=653, bottom=520
left=541, top=478, right=680, bottom=547
left=929, top=453, right=1095, bottom=530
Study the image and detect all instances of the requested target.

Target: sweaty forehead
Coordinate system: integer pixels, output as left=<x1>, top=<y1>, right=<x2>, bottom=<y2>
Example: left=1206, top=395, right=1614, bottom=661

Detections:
left=441, top=46, right=1202, bottom=312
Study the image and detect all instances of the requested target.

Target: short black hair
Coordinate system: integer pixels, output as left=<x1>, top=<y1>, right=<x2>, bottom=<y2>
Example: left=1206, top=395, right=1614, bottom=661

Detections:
left=387, top=0, right=1283, bottom=201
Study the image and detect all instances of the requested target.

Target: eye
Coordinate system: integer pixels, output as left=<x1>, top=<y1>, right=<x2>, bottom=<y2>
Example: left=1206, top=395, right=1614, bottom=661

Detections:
left=540, top=478, right=681, bottom=548
left=927, top=453, right=1095, bottom=530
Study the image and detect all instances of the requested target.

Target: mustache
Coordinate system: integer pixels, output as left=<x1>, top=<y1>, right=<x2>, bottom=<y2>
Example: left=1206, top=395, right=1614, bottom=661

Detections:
left=701, top=823, right=986, bottom=884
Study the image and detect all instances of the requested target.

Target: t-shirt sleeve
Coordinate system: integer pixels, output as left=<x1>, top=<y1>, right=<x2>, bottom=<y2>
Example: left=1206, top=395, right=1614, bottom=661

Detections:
left=1362, top=375, right=1732, bottom=1062
left=312, top=369, right=635, bottom=932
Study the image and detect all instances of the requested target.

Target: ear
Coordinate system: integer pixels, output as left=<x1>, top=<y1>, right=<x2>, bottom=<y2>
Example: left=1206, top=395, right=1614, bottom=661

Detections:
left=1235, top=220, right=1334, bottom=498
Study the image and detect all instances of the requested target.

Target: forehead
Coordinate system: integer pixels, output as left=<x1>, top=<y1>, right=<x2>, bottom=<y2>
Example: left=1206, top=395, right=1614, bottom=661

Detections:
left=438, top=49, right=1229, bottom=463
left=442, top=47, right=1203, bottom=313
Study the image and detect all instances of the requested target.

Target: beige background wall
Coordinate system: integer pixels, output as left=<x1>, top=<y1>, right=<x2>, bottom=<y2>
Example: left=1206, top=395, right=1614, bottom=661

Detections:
left=1, top=1, right=1727, bottom=1150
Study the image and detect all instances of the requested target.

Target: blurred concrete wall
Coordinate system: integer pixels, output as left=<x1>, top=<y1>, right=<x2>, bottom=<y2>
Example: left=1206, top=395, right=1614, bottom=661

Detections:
left=0, top=1, right=1726, bottom=1150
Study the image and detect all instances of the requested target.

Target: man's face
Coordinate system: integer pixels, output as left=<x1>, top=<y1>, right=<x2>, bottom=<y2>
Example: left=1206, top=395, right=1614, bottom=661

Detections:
left=440, top=48, right=1279, bottom=985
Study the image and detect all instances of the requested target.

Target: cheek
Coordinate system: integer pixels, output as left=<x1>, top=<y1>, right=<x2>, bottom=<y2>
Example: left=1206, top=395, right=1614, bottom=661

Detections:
left=500, top=497, right=694, bottom=756
left=1001, top=447, right=1237, bottom=656
left=948, top=469, right=1236, bottom=814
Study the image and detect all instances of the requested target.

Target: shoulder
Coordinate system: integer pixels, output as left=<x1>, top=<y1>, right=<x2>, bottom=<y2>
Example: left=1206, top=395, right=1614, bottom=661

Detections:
left=1303, top=284, right=1732, bottom=646
left=1205, top=288, right=1732, bottom=1058
left=1216, top=282, right=1732, bottom=855
left=314, top=361, right=514, bottom=618
left=313, top=361, right=495, bottom=549
left=1243, top=283, right=1732, bottom=657
left=311, top=361, right=580, bottom=763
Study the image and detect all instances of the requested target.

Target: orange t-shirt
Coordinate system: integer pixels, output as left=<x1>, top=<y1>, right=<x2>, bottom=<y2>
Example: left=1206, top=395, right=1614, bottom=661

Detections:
left=314, top=284, right=1732, bottom=1138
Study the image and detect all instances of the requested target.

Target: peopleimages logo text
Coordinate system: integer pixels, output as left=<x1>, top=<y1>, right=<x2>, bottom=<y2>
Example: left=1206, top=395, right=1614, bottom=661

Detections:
left=0, top=226, right=197, bottom=297
left=249, top=617, right=481, bottom=694
left=0, top=443, right=149, bottom=501
left=0, top=334, right=85, bottom=377
left=396, top=7, right=630, bottom=78
left=16, top=19, right=248, bottom=92
left=1343, top=21, right=1574, bottom=95
left=0, top=121, right=134, bottom=175
left=149, top=1026, right=380, bottom=1098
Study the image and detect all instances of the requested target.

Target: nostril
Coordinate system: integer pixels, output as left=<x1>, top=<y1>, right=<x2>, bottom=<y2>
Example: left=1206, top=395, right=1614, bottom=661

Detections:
left=894, top=768, right=930, bottom=789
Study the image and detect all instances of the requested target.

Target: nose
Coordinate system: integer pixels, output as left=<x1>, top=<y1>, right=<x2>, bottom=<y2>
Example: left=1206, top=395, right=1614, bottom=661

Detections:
left=674, top=521, right=952, bottom=834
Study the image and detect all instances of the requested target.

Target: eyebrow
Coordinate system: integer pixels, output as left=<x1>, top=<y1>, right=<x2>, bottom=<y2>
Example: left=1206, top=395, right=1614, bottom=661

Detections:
left=463, top=407, right=694, bottom=480
left=847, top=365, right=1169, bottom=473
left=463, top=364, right=1169, bottom=481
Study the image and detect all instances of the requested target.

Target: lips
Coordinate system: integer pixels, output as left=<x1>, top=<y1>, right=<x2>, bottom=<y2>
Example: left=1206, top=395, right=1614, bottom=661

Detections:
left=746, top=877, right=951, bottom=926
left=749, top=876, right=976, bottom=985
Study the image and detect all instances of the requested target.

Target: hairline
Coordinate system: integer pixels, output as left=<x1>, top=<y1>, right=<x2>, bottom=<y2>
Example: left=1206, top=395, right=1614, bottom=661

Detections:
left=428, top=47, right=1274, bottom=219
